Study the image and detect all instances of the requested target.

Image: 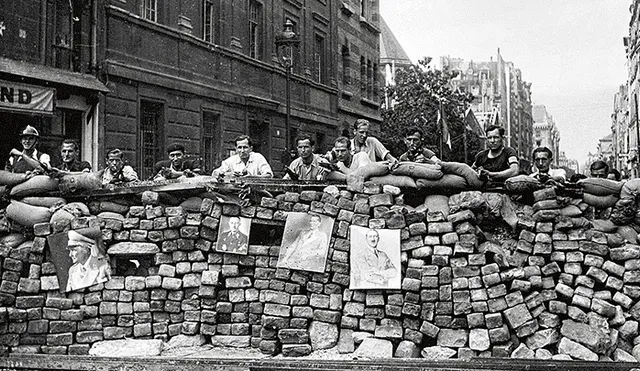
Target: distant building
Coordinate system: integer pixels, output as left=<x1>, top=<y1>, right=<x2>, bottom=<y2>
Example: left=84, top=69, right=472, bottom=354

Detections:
left=440, top=49, right=534, bottom=165
left=532, top=105, right=560, bottom=167
left=379, top=16, right=412, bottom=109
left=611, top=84, right=631, bottom=176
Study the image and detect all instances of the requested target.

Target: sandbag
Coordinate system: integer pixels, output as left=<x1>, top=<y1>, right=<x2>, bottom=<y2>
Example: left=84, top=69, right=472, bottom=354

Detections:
left=591, top=219, right=617, bottom=233
left=617, top=225, right=639, bottom=244
left=416, top=174, right=467, bottom=194
left=50, top=209, right=75, bottom=230
left=6, top=200, right=52, bottom=228
left=97, top=211, right=125, bottom=222
left=578, top=178, right=623, bottom=196
left=0, top=233, right=27, bottom=249
left=10, top=175, right=59, bottom=197
left=391, top=162, right=443, bottom=180
left=449, top=191, right=485, bottom=213
left=504, top=175, right=543, bottom=194
left=0, top=170, right=29, bottom=187
left=88, top=200, right=130, bottom=215
left=440, top=162, right=484, bottom=189
left=326, top=171, right=347, bottom=181
left=64, top=202, right=91, bottom=216
left=559, top=205, right=582, bottom=217
left=58, top=171, right=103, bottom=194
left=20, top=197, right=66, bottom=208
left=180, top=197, right=203, bottom=213
left=423, top=195, right=450, bottom=217
left=582, top=193, right=619, bottom=209
left=621, top=178, right=640, bottom=200
left=351, top=162, right=391, bottom=180
left=369, top=175, right=417, bottom=188
left=611, top=197, right=637, bottom=225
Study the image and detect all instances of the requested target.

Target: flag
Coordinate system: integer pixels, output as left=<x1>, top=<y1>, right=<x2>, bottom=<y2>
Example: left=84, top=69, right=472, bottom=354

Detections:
left=437, top=102, right=451, bottom=150
left=464, top=107, right=485, bottom=138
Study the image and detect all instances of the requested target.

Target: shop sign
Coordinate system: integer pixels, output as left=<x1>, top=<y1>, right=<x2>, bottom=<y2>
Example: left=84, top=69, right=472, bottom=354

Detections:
left=0, top=80, right=55, bottom=114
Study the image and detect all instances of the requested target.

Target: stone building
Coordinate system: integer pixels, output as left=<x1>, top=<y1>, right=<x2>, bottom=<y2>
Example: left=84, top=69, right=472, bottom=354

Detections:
left=1, top=0, right=382, bottom=178
left=440, top=49, right=534, bottom=164
left=0, top=0, right=109, bottom=168
left=611, top=84, right=631, bottom=177
left=379, top=16, right=412, bottom=109
left=532, top=105, right=560, bottom=166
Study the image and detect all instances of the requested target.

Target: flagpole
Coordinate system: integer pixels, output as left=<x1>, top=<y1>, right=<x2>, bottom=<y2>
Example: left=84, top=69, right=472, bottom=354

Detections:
left=464, top=124, right=468, bottom=164
left=438, top=100, right=443, bottom=159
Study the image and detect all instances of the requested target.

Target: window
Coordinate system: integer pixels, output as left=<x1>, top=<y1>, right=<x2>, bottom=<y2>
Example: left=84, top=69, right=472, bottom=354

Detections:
left=314, top=34, right=326, bottom=84
left=372, top=63, right=378, bottom=100
left=360, top=0, right=366, bottom=18
left=203, top=0, right=219, bottom=43
left=139, top=100, right=164, bottom=179
left=141, top=0, right=157, bottom=22
left=360, top=56, right=366, bottom=95
left=341, top=45, right=351, bottom=86
left=202, top=110, right=220, bottom=173
left=366, top=59, right=372, bottom=99
left=249, top=0, right=263, bottom=59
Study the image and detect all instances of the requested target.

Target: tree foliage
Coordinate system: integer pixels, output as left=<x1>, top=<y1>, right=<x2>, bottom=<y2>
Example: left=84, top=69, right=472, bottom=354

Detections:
left=380, top=58, right=484, bottom=164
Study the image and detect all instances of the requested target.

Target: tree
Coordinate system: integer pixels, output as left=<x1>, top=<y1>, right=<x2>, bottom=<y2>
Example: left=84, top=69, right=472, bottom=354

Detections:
left=381, top=58, right=483, bottom=164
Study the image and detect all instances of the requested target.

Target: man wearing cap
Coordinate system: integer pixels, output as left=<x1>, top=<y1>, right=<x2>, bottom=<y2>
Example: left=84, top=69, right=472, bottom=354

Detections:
left=212, top=135, right=273, bottom=178
left=65, top=230, right=110, bottom=292
left=153, top=143, right=203, bottom=180
left=55, top=139, right=92, bottom=174
left=399, top=127, right=440, bottom=163
left=6, top=125, right=51, bottom=174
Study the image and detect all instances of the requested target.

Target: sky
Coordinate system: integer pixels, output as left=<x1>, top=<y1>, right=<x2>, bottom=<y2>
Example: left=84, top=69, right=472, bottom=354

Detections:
left=380, top=0, right=630, bottom=166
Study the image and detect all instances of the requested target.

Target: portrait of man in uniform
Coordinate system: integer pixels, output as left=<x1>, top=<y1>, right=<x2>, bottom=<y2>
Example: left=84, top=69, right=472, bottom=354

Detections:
left=349, top=226, right=401, bottom=290
left=277, top=212, right=334, bottom=273
left=215, top=216, right=251, bottom=255
left=48, top=227, right=111, bottom=293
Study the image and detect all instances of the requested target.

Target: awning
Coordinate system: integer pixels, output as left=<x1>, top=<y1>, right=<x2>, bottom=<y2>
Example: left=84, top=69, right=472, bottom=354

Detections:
left=0, top=57, right=110, bottom=93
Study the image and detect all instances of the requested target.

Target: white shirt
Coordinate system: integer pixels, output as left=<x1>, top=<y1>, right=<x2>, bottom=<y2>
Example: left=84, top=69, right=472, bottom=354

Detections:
left=213, top=152, right=273, bottom=177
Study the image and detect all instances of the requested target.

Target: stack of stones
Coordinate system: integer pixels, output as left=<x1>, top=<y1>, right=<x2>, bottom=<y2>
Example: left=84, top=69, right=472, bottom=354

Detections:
left=3, top=183, right=640, bottom=361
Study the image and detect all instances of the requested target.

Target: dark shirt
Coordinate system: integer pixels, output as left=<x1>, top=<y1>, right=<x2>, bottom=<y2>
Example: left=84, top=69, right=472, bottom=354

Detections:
left=399, top=148, right=437, bottom=163
left=153, top=157, right=202, bottom=179
left=59, top=160, right=92, bottom=172
left=473, top=147, right=518, bottom=173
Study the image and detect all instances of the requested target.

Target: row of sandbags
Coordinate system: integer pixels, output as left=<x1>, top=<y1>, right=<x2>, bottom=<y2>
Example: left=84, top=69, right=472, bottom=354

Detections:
left=0, top=171, right=103, bottom=197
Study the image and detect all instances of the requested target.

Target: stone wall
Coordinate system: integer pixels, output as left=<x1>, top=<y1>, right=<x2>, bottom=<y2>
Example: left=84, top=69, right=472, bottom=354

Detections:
left=1, top=184, right=640, bottom=361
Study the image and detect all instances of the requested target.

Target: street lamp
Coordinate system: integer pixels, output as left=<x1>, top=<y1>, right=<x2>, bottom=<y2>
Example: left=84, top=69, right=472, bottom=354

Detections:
left=275, top=20, right=300, bottom=165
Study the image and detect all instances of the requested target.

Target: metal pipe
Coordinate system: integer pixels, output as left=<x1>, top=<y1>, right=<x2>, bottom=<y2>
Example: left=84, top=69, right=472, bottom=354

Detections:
left=91, top=0, right=98, bottom=73
left=40, top=0, right=47, bottom=64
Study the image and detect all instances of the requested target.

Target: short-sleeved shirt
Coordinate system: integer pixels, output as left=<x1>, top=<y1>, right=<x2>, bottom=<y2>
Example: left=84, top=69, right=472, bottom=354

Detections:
left=284, top=154, right=327, bottom=181
left=102, top=165, right=139, bottom=185
left=472, top=147, right=518, bottom=173
left=399, top=148, right=438, bottom=163
left=59, top=160, right=92, bottom=172
left=351, top=137, right=390, bottom=162
left=531, top=168, right=567, bottom=182
left=213, top=152, right=273, bottom=177
left=153, top=157, right=202, bottom=179
left=5, top=149, right=50, bottom=173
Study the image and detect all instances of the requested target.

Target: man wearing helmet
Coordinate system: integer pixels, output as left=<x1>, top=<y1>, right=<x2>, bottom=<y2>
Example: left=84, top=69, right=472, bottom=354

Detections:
left=5, top=125, right=51, bottom=174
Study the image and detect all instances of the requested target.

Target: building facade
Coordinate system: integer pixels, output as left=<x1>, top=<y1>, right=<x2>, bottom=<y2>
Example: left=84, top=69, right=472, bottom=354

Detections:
left=440, top=49, right=534, bottom=164
left=0, top=0, right=109, bottom=168
left=1, top=1, right=382, bottom=179
left=532, top=104, right=560, bottom=166
left=611, top=84, right=631, bottom=176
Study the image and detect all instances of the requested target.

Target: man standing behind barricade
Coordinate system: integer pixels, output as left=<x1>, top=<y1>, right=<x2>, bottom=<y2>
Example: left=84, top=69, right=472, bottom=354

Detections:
left=6, top=125, right=51, bottom=174
left=212, top=135, right=273, bottom=178
left=102, top=149, right=139, bottom=185
left=55, top=139, right=92, bottom=174
left=351, top=119, right=397, bottom=163
left=472, top=125, right=519, bottom=183
left=283, top=134, right=327, bottom=181
left=589, top=160, right=609, bottom=179
left=530, top=147, right=566, bottom=184
left=326, top=136, right=371, bottom=174
left=153, top=143, right=203, bottom=180
left=399, top=126, right=440, bottom=163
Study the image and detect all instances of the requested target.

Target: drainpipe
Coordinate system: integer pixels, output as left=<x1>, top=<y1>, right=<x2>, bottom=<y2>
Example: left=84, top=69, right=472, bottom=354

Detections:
left=40, top=0, right=47, bottom=64
left=90, top=0, right=98, bottom=73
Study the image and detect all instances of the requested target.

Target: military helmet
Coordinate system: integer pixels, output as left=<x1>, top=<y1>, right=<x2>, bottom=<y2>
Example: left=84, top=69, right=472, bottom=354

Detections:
left=19, top=125, right=40, bottom=138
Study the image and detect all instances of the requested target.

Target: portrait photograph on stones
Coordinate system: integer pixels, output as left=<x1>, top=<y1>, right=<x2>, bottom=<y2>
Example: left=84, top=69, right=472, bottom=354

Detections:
left=47, top=227, right=111, bottom=293
left=277, top=212, right=334, bottom=273
left=349, top=226, right=401, bottom=290
left=215, top=215, right=251, bottom=255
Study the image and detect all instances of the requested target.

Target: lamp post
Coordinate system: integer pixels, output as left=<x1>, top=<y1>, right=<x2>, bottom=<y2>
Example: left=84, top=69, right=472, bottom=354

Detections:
left=275, top=20, right=300, bottom=165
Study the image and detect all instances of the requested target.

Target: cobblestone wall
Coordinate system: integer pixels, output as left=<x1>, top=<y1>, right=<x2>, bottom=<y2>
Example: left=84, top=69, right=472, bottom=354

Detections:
left=1, top=184, right=639, bottom=361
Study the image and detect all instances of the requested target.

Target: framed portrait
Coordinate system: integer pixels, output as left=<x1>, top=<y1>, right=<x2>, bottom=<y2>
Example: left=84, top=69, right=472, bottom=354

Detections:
left=215, top=216, right=252, bottom=255
left=47, top=227, right=111, bottom=293
left=277, top=212, right=334, bottom=273
left=349, top=226, right=401, bottom=290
